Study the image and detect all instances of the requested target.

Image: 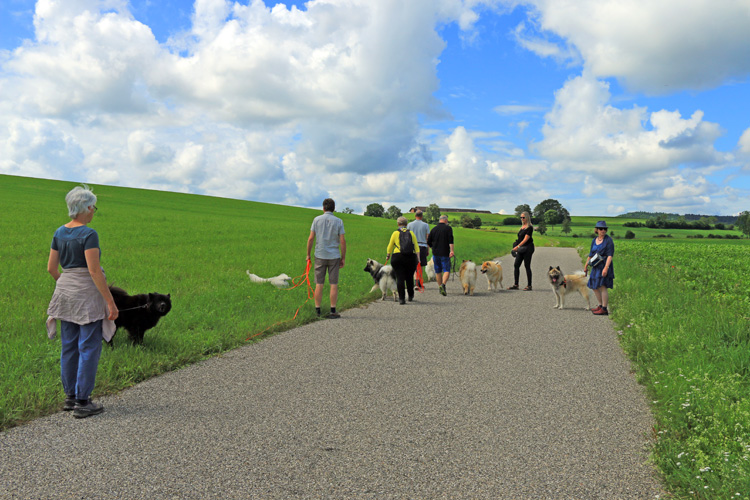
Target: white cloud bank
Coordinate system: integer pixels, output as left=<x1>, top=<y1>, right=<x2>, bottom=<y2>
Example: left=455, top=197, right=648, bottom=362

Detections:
left=0, top=0, right=748, bottom=215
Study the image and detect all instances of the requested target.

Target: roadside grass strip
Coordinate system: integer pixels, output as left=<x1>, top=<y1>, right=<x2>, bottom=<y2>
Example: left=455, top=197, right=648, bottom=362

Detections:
left=613, top=241, right=750, bottom=499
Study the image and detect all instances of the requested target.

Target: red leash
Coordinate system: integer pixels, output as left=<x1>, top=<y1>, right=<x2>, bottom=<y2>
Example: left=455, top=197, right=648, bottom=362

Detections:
left=415, top=262, right=424, bottom=293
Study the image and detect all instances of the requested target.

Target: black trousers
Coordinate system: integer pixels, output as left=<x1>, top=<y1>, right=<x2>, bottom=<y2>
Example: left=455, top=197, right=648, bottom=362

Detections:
left=391, top=252, right=418, bottom=301
left=513, top=246, right=535, bottom=287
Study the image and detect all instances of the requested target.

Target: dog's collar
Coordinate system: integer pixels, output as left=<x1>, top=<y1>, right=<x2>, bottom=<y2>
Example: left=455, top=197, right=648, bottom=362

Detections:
left=561, top=279, right=567, bottom=288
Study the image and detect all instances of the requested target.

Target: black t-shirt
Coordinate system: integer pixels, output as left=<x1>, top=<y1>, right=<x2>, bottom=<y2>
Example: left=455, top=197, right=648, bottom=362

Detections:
left=516, top=226, right=534, bottom=247
left=427, top=223, right=454, bottom=257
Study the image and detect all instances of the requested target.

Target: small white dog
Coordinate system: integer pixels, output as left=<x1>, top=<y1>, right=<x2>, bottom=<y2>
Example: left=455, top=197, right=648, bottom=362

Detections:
left=459, top=260, right=478, bottom=295
left=246, top=270, right=291, bottom=288
left=425, top=259, right=436, bottom=282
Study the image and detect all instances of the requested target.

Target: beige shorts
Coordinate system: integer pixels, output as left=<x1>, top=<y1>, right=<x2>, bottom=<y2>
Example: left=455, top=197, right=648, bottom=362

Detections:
left=314, top=258, right=341, bottom=285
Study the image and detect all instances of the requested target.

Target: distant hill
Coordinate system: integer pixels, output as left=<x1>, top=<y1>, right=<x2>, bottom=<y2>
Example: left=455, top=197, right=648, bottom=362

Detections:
left=617, top=211, right=737, bottom=224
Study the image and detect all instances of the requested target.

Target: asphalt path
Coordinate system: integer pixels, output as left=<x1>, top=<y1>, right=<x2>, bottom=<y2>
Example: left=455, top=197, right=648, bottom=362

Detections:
left=1, top=247, right=663, bottom=499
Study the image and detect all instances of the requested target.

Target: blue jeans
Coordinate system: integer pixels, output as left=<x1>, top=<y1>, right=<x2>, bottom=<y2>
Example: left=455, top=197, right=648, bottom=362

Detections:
left=60, top=320, right=103, bottom=400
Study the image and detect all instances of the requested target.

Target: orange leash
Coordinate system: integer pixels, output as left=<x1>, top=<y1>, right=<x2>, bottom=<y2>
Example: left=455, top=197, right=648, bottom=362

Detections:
left=415, top=262, right=424, bottom=293
left=245, top=261, right=313, bottom=341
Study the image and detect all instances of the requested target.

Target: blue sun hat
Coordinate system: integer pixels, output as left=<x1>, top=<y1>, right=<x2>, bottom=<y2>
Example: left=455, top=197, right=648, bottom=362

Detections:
left=595, top=220, right=608, bottom=229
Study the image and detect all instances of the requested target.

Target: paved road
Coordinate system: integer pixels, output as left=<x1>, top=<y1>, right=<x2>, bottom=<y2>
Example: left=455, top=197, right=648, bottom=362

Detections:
left=1, top=247, right=663, bottom=499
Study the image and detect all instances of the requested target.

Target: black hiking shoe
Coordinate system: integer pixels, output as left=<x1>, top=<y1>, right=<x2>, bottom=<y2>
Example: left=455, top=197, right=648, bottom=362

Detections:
left=63, top=395, right=76, bottom=411
left=73, top=400, right=104, bottom=419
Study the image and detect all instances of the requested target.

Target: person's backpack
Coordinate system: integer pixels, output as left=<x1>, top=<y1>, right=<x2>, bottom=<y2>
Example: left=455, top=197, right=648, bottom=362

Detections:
left=399, top=228, right=415, bottom=254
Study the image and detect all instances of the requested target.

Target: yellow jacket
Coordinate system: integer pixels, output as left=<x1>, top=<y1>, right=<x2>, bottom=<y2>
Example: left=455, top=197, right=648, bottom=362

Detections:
left=387, top=228, right=418, bottom=255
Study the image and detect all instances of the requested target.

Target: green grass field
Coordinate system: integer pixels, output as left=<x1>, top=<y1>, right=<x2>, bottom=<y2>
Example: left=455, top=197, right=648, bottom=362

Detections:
left=0, top=174, right=515, bottom=430
left=3, top=174, right=750, bottom=498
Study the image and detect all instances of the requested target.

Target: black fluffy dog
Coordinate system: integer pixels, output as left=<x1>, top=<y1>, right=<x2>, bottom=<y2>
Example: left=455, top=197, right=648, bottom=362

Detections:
left=109, top=286, right=172, bottom=344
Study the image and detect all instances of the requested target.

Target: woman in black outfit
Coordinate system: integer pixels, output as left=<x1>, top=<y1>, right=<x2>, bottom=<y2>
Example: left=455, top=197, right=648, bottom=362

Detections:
left=508, top=211, right=535, bottom=291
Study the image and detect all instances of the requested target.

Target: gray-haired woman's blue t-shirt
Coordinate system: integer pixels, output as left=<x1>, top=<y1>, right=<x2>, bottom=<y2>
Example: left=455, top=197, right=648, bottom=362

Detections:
left=51, top=225, right=100, bottom=269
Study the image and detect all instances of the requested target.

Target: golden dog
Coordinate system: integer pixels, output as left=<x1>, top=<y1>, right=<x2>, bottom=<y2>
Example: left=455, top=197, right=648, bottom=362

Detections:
left=480, top=261, right=503, bottom=291
left=459, top=260, right=478, bottom=295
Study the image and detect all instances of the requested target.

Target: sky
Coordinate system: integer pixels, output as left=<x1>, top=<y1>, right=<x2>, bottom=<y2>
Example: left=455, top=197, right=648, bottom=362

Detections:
left=1, top=0, right=749, bottom=216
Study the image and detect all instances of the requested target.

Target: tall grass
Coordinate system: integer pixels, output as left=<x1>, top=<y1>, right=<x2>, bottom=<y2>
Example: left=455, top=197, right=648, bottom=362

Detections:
left=0, top=174, right=515, bottom=430
left=611, top=241, right=750, bottom=498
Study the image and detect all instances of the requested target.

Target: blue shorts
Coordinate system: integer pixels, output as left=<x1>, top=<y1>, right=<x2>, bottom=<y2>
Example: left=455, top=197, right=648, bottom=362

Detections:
left=433, top=255, right=451, bottom=274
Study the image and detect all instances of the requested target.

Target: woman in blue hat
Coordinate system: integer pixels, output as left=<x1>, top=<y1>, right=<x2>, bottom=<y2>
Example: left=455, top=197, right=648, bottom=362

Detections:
left=584, top=220, right=614, bottom=315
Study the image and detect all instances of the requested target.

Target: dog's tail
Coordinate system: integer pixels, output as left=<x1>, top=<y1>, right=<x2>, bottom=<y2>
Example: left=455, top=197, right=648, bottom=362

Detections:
left=246, top=270, right=268, bottom=283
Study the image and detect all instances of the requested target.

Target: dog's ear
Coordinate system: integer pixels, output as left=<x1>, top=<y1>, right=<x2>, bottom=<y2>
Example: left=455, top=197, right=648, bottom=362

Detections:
left=556, top=266, right=561, bottom=270
left=549, top=266, right=553, bottom=270
left=168, top=294, right=171, bottom=298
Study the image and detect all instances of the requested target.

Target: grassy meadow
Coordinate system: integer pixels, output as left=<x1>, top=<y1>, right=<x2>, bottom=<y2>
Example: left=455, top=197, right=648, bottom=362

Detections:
left=0, top=174, right=515, bottom=430
left=607, top=241, right=750, bottom=498
left=4, top=173, right=750, bottom=497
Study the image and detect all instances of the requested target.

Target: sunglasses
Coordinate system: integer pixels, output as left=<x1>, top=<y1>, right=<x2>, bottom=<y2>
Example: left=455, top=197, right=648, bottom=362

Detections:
left=520, top=216, right=526, bottom=219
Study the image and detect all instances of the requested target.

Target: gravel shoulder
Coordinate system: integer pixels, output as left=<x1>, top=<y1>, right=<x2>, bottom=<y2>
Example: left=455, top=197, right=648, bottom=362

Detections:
left=1, top=247, right=663, bottom=499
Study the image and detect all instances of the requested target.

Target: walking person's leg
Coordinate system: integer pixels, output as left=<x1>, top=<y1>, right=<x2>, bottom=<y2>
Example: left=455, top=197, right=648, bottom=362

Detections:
left=73, top=320, right=104, bottom=418
left=523, top=250, right=533, bottom=290
left=509, top=253, right=523, bottom=289
left=60, top=321, right=80, bottom=405
left=313, top=258, right=326, bottom=313
left=328, top=259, right=341, bottom=317
left=406, top=254, right=417, bottom=301
left=391, top=254, right=407, bottom=303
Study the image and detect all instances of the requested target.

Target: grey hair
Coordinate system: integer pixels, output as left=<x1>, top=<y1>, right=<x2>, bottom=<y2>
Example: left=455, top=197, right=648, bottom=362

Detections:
left=397, top=216, right=408, bottom=227
left=65, top=185, right=97, bottom=219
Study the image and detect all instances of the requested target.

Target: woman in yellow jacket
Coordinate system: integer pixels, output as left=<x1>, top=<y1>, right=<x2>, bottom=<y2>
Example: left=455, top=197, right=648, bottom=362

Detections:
left=386, top=216, right=419, bottom=305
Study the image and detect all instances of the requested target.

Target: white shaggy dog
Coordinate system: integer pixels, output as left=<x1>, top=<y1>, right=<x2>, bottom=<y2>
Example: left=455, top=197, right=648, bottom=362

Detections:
left=425, top=259, right=436, bottom=282
left=246, top=270, right=291, bottom=288
left=459, top=260, right=478, bottom=295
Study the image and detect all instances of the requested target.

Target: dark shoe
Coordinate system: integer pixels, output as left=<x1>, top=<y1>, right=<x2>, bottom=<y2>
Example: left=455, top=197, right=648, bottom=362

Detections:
left=328, top=312, right=341, bottom=319
left=73, top=400, right=104, bottom=419
left=399, top=299, right=406, bottom=305
left=439, top=285, right=447, bottom=296
left=408, top=295, right=414, bottom=302
left=523, top=285, right=533, bottom=291
left=63, top=395, right=76, bottom=411
left=507, top=285, right=519, bottom=290
left=593, top=308, right=609, bottom=316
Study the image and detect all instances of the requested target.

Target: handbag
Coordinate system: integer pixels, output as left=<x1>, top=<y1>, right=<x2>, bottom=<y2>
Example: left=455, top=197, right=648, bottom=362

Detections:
left=511, top=245, right=528, bottom=258
left=589, top=252, right=605, bottom=268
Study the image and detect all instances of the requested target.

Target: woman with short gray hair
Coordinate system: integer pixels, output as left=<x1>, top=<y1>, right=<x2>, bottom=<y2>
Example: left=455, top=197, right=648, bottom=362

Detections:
left=46, top=185, right=118, bottom=418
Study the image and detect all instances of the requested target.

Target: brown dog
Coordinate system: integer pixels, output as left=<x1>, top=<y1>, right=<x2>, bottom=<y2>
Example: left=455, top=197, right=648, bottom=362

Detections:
left=547, top=266, right=593, bottom=310
left=480, top=261, right=503, bottom=291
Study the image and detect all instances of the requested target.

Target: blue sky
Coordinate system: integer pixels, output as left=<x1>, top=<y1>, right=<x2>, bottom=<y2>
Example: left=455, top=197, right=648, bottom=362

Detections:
left=1, top=0, right=749, bottom=216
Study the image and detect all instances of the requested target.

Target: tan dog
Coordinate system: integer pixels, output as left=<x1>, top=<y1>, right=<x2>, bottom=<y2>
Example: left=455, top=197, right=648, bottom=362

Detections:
left=459, top=260, right=478, bottom=295
left=547, top=266, right=593, bottom=310
left=480, top=261, right=503, bottom=291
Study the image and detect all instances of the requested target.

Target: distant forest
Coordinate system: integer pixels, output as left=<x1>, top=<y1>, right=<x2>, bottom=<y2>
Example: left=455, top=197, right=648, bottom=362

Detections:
left=617, top=211, right=738, bottom=224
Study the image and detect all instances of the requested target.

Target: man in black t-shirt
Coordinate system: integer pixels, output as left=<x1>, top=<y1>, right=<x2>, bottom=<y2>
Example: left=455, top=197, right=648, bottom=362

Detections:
left=426, top=215, right=454, bottom=296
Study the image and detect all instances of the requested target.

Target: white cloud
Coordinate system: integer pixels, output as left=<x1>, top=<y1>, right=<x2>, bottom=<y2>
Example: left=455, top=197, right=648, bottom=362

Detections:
left=537, top=74, right=730, bottom=183
left=519, top=0, right=750, bottom=93
left=739, top=128, right=750, bottom=155
left=494, top=103, right=547, bottom=115
left=1, top=0, right=505, bottom=208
